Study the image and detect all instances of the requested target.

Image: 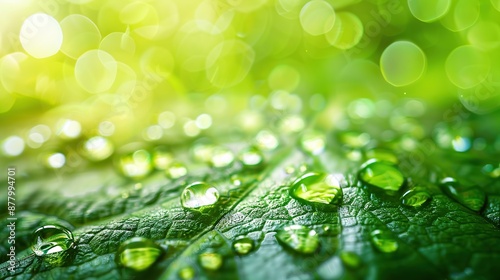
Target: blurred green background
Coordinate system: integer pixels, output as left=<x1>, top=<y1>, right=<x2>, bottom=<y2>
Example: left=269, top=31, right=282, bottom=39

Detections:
left=1, top=0, right=500, bottom=163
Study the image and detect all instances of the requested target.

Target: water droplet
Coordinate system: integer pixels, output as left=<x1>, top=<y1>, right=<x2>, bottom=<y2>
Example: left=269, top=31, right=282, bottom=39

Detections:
left=365, top=149, right=398, bottom=164
left=82, top=136, right=114, bottom=161
left=232, top=236, right=254, bottom=255
left=279, top=114, right=305, bottom=134
left=191, top=143, right=215, bottom=163
left=181, top=182, right=220, bottom=209
left=1, top=136, right=25, bottom=157
left=116, top=237, right=163, bottom=272
left=116, top=149, right=153, bottom=180
left=338, top=131, right=370, bottom=148
left=440, top=178, right=485, bottom=211
left=255, top=130, right=279, bottom=151
left=166, top=162, right=188, bottom=179
left=56, top=119, right=82, bottom=139
left=198, top=252, right=223, bottom=271
left=285, top=165, right=296, bottom=174
left=370, top=229, right=398, bottom=253
left=210, top=147, right=235, bottom=168
left=401, top=189, right=431, bottom=207
left=152, top=147, right=174, bottom=170
left=31, top=225, right=76, bottom=266
left=340, top=251, right=362, bottom=268
left=300, top=131, right=326, bottom=155
left=239, top=147, right=264, bottom=169
left=359, top=160, right=404, bottom=191
left=44, top=152, right=66, bottom=169
left=276, top=225, right=319, bottom=254
left=290, top=172, right=343, bottom=206
left=178, top=266, right=195, bottom=280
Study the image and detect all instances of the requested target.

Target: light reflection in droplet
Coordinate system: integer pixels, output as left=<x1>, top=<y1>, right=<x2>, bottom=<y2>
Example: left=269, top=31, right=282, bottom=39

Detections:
left=2, top=136, right=25, bottom=157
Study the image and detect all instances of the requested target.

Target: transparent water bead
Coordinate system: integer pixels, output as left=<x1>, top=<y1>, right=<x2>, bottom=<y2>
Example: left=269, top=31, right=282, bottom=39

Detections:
left=116, top=237, right=163, bottom=271
left=401, top=189, right=431, bottom=207
left=181, top=182, right=220, bottom=209
left=210, top=146, right=235, bottom=168
left=359, top=160, right=405, bottom=191
left=440, top=177, right=485, bottom=211
left=166, top=162, right=188, bottom=179
left=290, top=172, right=343, bottom=206
left=370, top=229, right=398, bottom=253
left=31, top=225, right=76, bottom=266
left=198, top=252, right=223, bottom=271
left=232, top=236, right=255, bottom=255
left=276, top=225, right=319, bottom=254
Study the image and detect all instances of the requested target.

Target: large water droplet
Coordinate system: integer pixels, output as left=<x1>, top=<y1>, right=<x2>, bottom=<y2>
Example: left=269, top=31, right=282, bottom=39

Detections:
left=370, top=229, right=398, bottom=253
left=198, top=252, right=223, bottom=271
left=401, top=188, right=431, bottom=207
left=116, top=237, right=163, bottom=271
left=440, top=177, right=485, bottom=211
left=290, top=172, right=343, bottom=206
left=31, top=225, right=76, bottom=266
left=359, top=160, right=404, bottom=191
left=276, top=225, right=319, bottom=254
left=181, top=182, right=220, bottom=209
left=232, top=236, right=254, bottom=255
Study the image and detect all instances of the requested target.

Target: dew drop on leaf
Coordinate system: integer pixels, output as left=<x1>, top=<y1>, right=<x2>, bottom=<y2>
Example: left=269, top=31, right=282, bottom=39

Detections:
left=276, top=225, right=319, bottom=254
left=339, top=251, right=362, bottom=268
left=210, top=146, right=235, bottom=168
left=290, top=172, right=343, bottom=206
left=359, top=160, right=405, bottom=191
left=198, top=252, right=223, bottom=271
left=255, top=130, right=279, bottom=151
left=181, top=182, right=220, bottom=209
left=115, top=237, right=163, bottom=272
left=152, top=146, right=174, bottom=170
left=166, top=162, right=188, bottom=179
left=31, top=225, right=76, bottom=266
left=300, top=130, right=326, bottom=155
left=370, top=229, right=398, bottom=253
left=81, top=136, right=114, bottom=161
left=116, top=149, right=153, bottom=180
left=239, top=147, right=264, bottom=169
left=232, top=236, right=254, bottom=255
left=178, top=266, right=196, bottom=280
left=401, top=189, right=431, bottom=207
left=440, top=177, right=485, bottom=211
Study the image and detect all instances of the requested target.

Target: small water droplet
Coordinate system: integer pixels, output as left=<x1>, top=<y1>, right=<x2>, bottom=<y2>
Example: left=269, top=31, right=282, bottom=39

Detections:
left=300, top=131, right=326, bottom=155
left=440, top=177, right=485, bottom=211
left=290, top=172, right=343, bottom=206
left=210, top=146, right=235, bottom=168
left=116, top=149, right=153, bottom=179
left=255, top=130, right=279, bottom=151
left=166, top=162, right=187, bottom=179
left=152, top=147, right=174, bottom=170
left=81, top=136, right=114, bottom=161
left=231, top=174, right=242, bottom=186
left=181, top=182, right=220, bottom=209
left=191, top=143, right=215, bottom=163
left=276, top=225, right=319, bottom=254
left=116, top=237, right=163, bottom=272
left=401, top=189, right=431, bottom=207
left=239, top=147, right=264, bottom=169
left=178, top=266, right=195, bottom=280
left=285, top=165, right=296, bottom=174
left=340, top=251, right=362, bottom=268
left=43, top=152, right=66, bottom=169
left=359, top=160, right=404, bottom=191
left=232, top=236, right=254, bottom=255
left=370, top=229, right=398, bottom=253
left=31, top=225, right=76, bottom=266
left=198, top=252, right=223, bottom=271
